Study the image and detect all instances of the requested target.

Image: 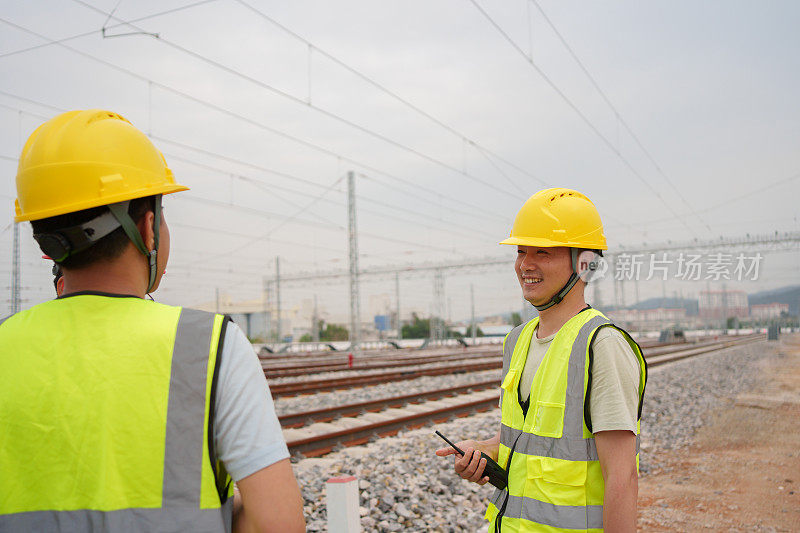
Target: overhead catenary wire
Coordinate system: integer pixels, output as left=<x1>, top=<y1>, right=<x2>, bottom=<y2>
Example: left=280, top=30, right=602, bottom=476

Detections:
left=528, top=0, right=712, bottom=232
left=467, top=0, right=698, bottom=238
left=163, top=151, right=502, bottom=240
left=0, top=0, right=219, bottom=59
left=231, top=0, right=549, bottom=191
left=152, top=134, right=508, bottom=224
left=0, top=97, right=496, bottom=265
left=68, top=0, right=523, bottom=201
left=625, top=170, right=800, bottom=226
left=0, top=21, right=507, bottom=224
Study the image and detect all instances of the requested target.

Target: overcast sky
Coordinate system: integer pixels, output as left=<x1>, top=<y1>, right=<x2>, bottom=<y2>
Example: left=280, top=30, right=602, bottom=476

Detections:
left=1, top=0, right=798, bottom=321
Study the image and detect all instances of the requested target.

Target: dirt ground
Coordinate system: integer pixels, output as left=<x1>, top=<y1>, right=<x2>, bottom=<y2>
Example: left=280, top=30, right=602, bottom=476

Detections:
left=637, top=334, right=800, bottom=532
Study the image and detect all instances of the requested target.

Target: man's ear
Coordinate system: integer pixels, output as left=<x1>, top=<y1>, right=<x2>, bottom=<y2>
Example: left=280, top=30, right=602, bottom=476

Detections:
left=137, top=210, right=157, bottom=252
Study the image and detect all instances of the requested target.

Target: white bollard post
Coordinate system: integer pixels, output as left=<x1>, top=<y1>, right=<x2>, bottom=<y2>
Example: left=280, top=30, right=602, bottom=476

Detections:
left=326, top=476, right=361, bottom=533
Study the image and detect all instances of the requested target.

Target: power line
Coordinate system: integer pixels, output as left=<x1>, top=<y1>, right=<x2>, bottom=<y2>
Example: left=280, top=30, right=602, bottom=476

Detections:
left=232, top=0, right=549, bottom=191
left=0, top=0, right=218, bottom=59
left=163, top=152, right=341, bottom=228
left=626, top=170, right=800, bottom=226
left=170, top=221, right=345, bottom=254
left=69, top=0, right=522, bottom=201
left=467, top=0, right=697, bottom=237
left=205, top=175, right=346, bottom=261
left=529, top=0, right=711, bottom=232
left=164, top=150, right=500, bottom=240
left=0, top=19, right=507, bottom=221
left=0, top=96, right=502, bottom=254
left=152, top=134, right=507, bottom=224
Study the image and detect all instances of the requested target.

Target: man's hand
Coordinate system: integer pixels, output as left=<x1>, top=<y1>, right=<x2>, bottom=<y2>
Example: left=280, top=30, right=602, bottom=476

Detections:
left=436, top=441, right=491, bottom=485
left=435, top=430, right=501, bottom=486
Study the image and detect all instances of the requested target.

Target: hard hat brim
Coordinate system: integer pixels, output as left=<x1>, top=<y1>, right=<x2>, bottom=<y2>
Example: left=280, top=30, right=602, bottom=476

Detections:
left=15, top=183, right=189, bottom=222
left=499, top=235, right=608, bottom=250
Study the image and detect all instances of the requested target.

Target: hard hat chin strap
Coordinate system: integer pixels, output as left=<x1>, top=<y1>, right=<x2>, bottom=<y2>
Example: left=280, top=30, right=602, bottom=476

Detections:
left=107, top=195, right=162, bottom=294
left=533, top=248, right=580, bottom=312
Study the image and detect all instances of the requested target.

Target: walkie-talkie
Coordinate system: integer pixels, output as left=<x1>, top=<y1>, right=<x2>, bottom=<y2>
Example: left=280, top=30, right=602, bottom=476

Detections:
left=435, top=430, right=507, bottom=490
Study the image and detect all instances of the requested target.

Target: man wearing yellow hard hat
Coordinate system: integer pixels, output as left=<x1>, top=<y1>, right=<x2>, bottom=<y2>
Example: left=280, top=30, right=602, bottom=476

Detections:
left=0, top=110, right=305, bottom=532
left=437, top=189, right=647, bottom=532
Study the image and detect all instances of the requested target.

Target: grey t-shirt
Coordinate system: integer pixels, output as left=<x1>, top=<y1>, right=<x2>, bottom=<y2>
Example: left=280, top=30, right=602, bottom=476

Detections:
left=518, top=325, right=641, bottom=433
left=213, top=322, right=289, bottom=481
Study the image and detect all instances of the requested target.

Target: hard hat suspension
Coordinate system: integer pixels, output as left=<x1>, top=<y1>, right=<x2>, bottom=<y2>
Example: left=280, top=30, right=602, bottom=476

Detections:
left=107, top=195, right=162, bottom=294
left=33, top=208, right=124, bottom=263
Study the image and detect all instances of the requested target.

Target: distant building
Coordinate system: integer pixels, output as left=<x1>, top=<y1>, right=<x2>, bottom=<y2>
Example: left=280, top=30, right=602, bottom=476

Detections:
left=698, top=290, right=749, bottom=319
left=607, top=308, right=687, bottom=330
left=750, top=302, right=789, bottom=320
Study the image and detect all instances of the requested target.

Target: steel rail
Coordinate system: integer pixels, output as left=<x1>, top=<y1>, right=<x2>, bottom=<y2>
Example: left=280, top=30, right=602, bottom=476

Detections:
left=265, top=351, right=498, bottom=378
left=270, top=360, right=501, bottom=397
left=286, top=394, right=499, bottom=457
left=278, top=379, right=498, bottom=428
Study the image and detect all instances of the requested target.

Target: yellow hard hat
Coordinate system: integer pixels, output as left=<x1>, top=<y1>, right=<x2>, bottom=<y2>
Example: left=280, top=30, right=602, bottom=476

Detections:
left=499, top=188, right=607, bottom=250
left=14, top=109, right=188, bottom=222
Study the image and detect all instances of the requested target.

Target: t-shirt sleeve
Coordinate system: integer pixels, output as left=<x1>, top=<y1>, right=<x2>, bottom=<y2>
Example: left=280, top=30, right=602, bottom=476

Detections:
left=213, top=322, right=289, bottom=481
left=588, top=326, right=641, bottom=434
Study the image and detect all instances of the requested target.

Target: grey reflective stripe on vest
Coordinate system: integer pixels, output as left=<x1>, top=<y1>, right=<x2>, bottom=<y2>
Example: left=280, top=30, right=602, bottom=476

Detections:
left=505, top=495, right=604, bottom=530
left=502, top=323, right=526, bottom=379
left=500, top=323, right=525, bottom=407
left=0, top=507, right=228, bottom=533
left=500, top=424, right=599, bottom=461
left=563, top=316, right=610, bottom=440
left=500, top=424, right=640, bottom=461
left=163, top=308, right=216, bottom=509
left=0, top=308, right=230, bottom=533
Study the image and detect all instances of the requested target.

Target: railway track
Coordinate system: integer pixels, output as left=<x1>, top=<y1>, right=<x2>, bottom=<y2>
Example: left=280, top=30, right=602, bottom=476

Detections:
left=269, top=335, right=754, bottom=398
left=270, top=360, right=499, bottom=397
left=282, top=334, right=764, bottom=457
left=264, top=350, right=498, bottom=378
left=278, top=380, right=497, bottom=428
left=261, top=340, right=688, bottom=378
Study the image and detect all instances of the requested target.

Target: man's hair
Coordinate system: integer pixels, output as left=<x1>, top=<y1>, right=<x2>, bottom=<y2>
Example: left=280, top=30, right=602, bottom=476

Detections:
left=30, top=196, right=156, bottom=270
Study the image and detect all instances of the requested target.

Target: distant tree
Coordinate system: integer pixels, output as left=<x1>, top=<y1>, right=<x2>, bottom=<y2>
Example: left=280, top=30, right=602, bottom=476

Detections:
left=402, top=313, right=431, bottom=339
left=511, top=312, right=522, bottom=327
left=468, top=325, right=485, bottom=337
left=299, top=333, right=312, bottom=342
left=320, top=321, right=349, bottom=341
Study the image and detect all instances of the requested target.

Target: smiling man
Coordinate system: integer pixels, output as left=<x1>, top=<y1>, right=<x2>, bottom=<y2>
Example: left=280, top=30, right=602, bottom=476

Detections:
left=437, top=188, right=647, bottom=532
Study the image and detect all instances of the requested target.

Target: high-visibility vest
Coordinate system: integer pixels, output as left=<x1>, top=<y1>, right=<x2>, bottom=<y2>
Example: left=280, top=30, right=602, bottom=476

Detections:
left=486, top=308, right=647, bottom=533
left=0, top=294, right=234, bottom=533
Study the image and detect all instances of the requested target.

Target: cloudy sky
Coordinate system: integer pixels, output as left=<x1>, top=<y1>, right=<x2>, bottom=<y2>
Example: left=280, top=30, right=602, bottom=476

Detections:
left=1, top=0, right=798, bottom=322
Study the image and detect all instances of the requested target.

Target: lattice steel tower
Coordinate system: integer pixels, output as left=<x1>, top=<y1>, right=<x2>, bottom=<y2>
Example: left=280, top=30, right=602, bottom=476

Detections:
left=347, top=171, right=361, bottom=354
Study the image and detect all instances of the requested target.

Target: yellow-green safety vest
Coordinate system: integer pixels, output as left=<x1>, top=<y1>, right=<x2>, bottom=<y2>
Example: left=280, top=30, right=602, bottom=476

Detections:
left=486, top=308, right=647, bottom=533
left=0, top=294, right=234, bottom=532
